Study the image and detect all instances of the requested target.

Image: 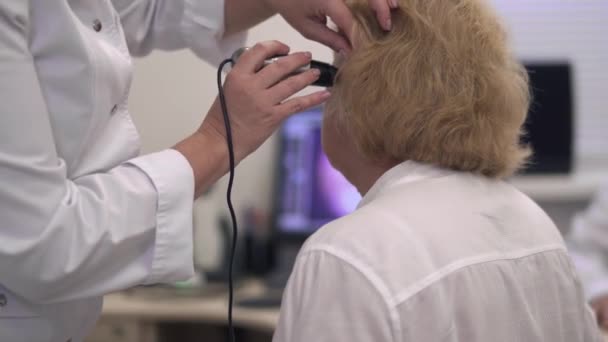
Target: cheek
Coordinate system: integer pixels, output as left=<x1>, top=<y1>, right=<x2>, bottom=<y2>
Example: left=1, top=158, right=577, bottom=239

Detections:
left=322, top=112, right=356, bottom=175
left=321, top=117, right=333, bottom=158
left=321, top=115, right=341, bottom=167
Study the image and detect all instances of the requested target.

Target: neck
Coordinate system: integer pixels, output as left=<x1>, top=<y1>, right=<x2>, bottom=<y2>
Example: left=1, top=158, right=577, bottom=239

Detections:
left=347, top=160, right=399, bottom=196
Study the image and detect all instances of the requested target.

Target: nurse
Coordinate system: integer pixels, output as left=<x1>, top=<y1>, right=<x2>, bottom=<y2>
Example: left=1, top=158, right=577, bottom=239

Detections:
left=0, top=0, right=392, bottom=341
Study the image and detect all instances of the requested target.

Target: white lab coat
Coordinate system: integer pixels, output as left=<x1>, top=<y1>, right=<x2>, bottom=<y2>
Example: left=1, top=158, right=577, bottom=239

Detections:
left=274, top=161, right=602, bottom=342
left=567, top=181, right=608, bottom=300
left=0, top=1, right=243, bottom=341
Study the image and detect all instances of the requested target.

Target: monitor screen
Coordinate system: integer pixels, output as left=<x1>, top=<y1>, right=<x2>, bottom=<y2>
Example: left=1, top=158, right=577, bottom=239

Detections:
left=274, top=108, right=361, bottom=237
left=521, top=62, right=574, bottom=174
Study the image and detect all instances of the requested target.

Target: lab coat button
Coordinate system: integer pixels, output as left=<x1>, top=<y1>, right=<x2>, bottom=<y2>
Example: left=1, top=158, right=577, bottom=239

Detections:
left=0, top=294, right=7, bottom=307
left=110, top=104, right=118, bottom=115
left=93, top=19, right=102, bottom=32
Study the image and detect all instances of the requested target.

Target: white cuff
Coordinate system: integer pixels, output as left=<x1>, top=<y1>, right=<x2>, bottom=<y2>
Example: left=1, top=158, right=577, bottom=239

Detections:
left=181, top=0, right=247, bottom=66
left=129, top=149, right=195, bottom=284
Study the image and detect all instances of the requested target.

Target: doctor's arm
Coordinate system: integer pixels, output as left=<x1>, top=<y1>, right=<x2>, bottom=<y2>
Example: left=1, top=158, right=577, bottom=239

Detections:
left=225, top=0, right=396, bottom=51
left=111, top=0, right=394, bottom=61
left=111, top=0, right=246, bottom=64
left=273, top=249, right=396, bottom=342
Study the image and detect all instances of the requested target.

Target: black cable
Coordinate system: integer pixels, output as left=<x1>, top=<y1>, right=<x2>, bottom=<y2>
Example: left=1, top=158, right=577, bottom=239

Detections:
left=217, top=58, right=237, bottom=342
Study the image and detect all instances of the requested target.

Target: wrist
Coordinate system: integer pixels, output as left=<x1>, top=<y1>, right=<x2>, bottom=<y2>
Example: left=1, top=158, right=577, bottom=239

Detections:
left=199, top=100, right=249, bottom=164
left=173, top=129, right=229, bottom=198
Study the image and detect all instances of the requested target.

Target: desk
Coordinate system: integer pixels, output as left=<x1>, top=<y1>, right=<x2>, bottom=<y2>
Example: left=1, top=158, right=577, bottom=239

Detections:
left=510, top=160, right=608, bottom=203
left=88, top=280, right=278, bottom=342
left=91, top=281, right=608, bottom=342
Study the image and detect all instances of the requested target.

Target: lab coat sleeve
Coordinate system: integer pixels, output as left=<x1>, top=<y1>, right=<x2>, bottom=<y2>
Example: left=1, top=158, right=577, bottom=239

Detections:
left=273, top=249, right=397, bottom=342
left=566, top=182, right=608, bottom=300
left=111, top=0, right=246, bottom=65
left=0, top=2, right=194, bottom=304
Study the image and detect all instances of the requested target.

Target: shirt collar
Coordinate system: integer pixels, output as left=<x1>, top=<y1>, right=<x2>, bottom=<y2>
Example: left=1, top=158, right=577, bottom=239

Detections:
left=357, top=161, right=452, bottom=209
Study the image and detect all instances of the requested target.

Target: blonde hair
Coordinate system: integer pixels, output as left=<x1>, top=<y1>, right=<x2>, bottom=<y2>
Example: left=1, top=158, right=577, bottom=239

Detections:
left=326, top=0, right=531, bottom=178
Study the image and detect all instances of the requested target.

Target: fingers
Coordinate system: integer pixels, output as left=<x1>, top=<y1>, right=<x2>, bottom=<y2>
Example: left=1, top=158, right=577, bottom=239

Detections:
left=233, top=41, right=290, bottom=73
left=299, top=21, right=352, bottom=53
left=324, top=1, right=355, bottom=46
left=266, top=69, right=322, bottom=104
left=257, top=52, right=313, bottom=88
left=274, top=90, right=332, bottom=120
left=368, top=0, right=397, bottom=31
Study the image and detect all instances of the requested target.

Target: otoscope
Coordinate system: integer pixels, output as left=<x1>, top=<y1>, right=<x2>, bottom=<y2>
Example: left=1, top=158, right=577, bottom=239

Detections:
left=215, top=48, right=337, bottom=342
left=231, top=47, right=338, bottom=87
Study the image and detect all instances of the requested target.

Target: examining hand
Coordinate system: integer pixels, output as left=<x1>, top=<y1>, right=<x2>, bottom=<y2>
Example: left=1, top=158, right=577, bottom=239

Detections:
left=266, top=0, right=397, bottom=52
left=175, top=41, right=331, bottom=197
left=591, top=295, right=608, bottom=330
left=200, top=40, right=330, bottom=160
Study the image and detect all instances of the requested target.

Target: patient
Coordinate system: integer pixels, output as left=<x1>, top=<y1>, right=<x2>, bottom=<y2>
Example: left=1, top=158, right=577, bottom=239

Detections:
left=273, top=0, right=601, bottom=341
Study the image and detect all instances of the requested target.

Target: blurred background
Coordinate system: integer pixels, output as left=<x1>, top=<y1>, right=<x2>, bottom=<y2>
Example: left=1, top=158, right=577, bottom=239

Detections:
left=87, top=1, right=608, bottom=341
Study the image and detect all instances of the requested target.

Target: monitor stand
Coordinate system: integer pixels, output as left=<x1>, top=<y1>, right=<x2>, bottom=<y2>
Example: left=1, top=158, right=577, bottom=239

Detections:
left=237, top=242, right=302, bottom=308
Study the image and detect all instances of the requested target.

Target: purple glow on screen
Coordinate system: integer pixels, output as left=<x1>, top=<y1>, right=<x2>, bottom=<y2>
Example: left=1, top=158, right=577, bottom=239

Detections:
left=277, top=109, right=362, bottom=234
left=317, top=153, right=361, bottom=216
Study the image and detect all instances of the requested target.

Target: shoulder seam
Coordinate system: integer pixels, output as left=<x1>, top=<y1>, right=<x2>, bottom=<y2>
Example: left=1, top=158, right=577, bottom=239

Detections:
left=393, top=244, right=567, bottom=305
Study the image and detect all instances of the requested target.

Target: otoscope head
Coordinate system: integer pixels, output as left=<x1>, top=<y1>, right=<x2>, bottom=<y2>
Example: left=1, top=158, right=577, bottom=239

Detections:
left=309, top=60, right=338, bottom=88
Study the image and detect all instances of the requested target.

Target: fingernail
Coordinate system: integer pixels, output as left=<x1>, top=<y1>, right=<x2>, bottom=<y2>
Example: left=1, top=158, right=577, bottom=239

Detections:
left=312, top=69, right=321, bottom=77
left=385, top=17, right=392, bottom=30
left=390, top=0, right=399, bottom=8
left=321, top=90, right=332, bottom=99
left=304, top=51, right=312, bottom=59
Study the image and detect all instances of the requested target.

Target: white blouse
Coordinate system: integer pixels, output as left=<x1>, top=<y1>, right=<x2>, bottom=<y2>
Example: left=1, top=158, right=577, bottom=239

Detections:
left=0, top=1, right=242, bottom=341
left=274, top=161, right=602, bottom=342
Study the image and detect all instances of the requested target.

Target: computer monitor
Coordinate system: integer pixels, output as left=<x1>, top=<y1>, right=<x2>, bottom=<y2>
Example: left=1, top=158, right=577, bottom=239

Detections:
left=521, top=62, right=574, bottom=174
left=273, top=107, right=361, bottom=242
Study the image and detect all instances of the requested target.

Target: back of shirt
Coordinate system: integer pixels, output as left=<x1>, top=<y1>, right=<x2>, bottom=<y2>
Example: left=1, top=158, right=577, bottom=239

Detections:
left=274, top=163, right=602, bottom=342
